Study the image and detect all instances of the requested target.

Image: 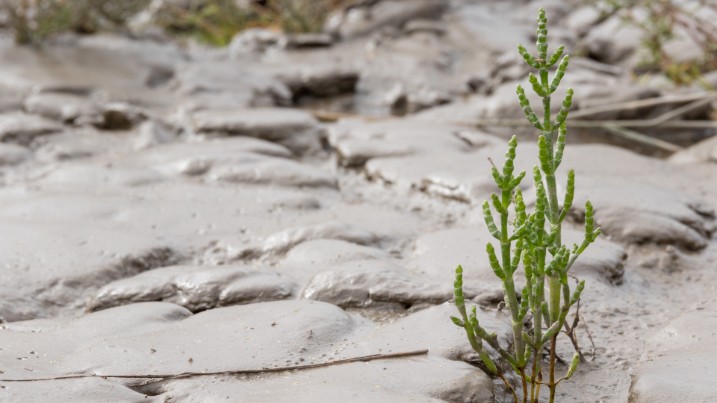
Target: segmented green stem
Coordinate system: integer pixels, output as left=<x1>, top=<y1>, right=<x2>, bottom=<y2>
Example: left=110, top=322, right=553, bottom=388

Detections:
left=516, top=8, right=599, bottom=403
left=454, top=8, right=601, bottom=403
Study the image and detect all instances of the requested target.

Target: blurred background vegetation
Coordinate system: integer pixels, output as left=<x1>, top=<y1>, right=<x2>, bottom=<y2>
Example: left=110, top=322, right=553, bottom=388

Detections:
left=4, top=0, right=150, bottom=44
left=153, top=0, right=345, bottom=46
left=590, top=0, right=717, bottom=85
left=1, top=0, right=715, bottom=84
left=1, top=0, right=351, bottom=46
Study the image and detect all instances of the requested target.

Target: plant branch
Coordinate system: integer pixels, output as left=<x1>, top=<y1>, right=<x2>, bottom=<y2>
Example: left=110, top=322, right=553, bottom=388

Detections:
left=0, top=350, right=430, bottom=382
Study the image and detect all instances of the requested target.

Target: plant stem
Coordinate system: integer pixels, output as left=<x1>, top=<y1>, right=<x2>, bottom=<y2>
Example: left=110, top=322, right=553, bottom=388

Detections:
left=530, top=359, right=536, bottom=402
left=535, top=370, right=543, bottom=402
left=549, top=336, right=558, bottom=403
left=500, top=187, right=527, bottom=399
left=498, top=372, right=520, bottom=403
left=540, top=51, right=563, bottom=403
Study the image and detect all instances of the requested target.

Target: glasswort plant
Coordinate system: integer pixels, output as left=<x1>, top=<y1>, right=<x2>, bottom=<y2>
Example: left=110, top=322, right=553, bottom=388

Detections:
left=452, top=9, right=600, bottom=403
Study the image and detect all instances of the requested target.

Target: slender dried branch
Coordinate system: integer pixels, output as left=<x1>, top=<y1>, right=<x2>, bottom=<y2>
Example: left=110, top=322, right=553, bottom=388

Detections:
left=0, top=350, right=429, bottom=382
left=570, top=92, right=717, bottom=119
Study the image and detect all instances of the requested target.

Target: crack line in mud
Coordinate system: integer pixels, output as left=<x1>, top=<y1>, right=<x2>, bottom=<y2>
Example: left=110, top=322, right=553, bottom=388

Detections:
left=0, top=349, right=429, bottom=382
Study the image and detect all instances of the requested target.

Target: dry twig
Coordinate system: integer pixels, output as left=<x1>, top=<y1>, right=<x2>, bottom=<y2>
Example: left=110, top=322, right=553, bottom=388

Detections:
left=0, top=349, right=429, bottom=382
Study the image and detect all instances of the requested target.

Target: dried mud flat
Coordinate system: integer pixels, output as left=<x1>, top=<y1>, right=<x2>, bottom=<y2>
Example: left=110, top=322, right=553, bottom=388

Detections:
left=1, top=0, right=717, bottom=402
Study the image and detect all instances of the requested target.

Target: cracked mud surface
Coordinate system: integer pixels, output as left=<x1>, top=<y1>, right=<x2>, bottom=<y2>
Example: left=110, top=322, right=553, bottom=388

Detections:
left=1, top=0, right=717, bottom=402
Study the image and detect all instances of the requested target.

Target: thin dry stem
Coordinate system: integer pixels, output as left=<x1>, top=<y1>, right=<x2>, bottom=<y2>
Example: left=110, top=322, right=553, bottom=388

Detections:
left=0, top=350, right=429, bottom=382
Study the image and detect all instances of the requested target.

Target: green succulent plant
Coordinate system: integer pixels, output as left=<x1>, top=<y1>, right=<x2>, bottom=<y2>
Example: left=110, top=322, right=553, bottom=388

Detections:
left=452, top=9, right=601, bottom=403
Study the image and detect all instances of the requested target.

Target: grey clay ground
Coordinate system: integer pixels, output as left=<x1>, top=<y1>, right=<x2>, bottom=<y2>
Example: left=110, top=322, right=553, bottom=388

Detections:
left=1, top=0, right=717, bottom=401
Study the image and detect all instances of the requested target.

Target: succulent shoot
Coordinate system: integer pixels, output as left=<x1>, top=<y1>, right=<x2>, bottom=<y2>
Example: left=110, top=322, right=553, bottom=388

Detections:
left=452, top=8, right=600, bottom=403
